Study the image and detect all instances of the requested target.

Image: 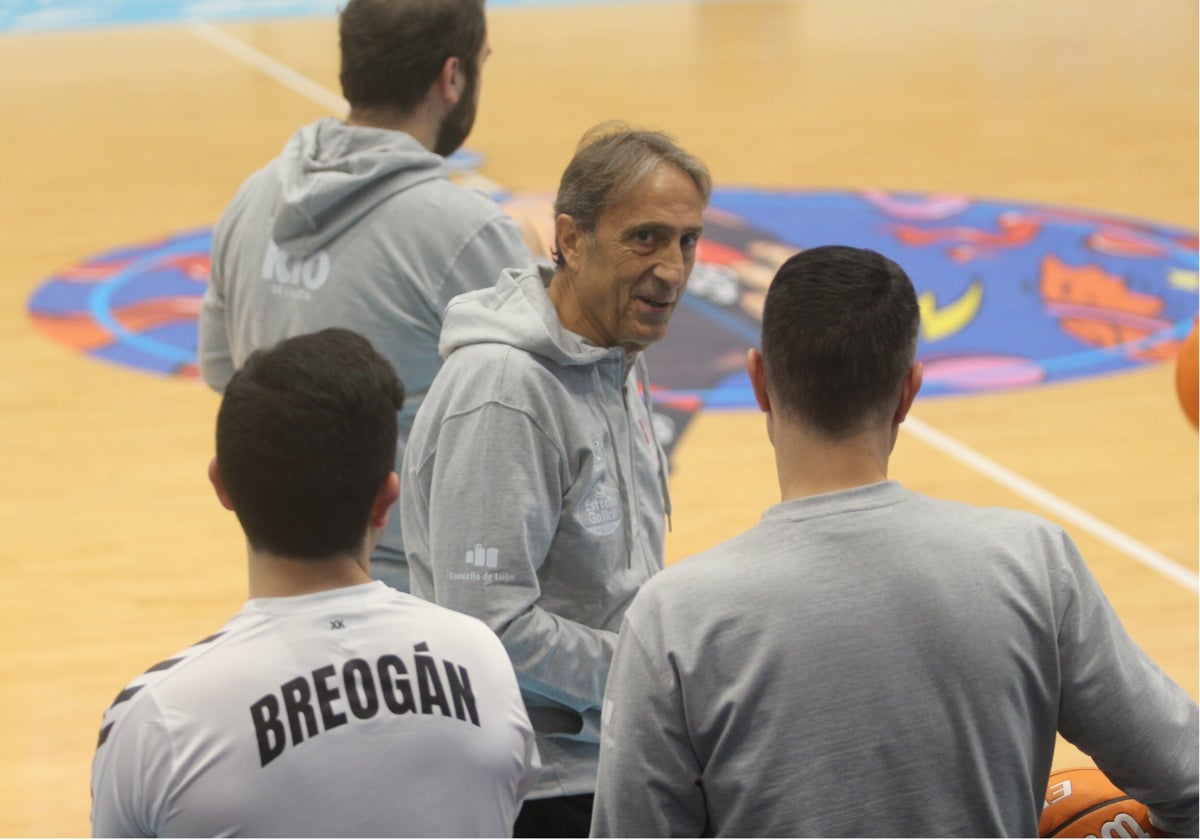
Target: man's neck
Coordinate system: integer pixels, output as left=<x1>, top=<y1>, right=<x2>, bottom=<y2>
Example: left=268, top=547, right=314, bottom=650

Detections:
left=772, top=422, right=893, bottom=502
left=547, top=269, right=643, bottom=367
left=344, top=108, right=439, bottom=154
left=547, top=268, right=594, bottom=345
left=247, top=549, right=374, bottom=599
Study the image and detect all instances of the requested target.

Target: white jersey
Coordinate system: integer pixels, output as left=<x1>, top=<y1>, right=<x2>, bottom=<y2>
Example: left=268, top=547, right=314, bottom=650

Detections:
left=90, top=581, right=540, bottom=837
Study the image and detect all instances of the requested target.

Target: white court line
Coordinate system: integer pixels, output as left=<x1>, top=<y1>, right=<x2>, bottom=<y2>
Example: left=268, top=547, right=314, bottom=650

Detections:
left=189, top=17, right=1199, bottom=597
left=188, top=18, right=348, bottom=115
left=905, top=415, right=1199, bottom=594
left=187, top=18, right=506, bottom=194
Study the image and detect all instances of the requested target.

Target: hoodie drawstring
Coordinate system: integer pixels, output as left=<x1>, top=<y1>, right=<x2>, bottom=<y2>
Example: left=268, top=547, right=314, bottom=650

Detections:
left=593, top=363, right=635, bottom=568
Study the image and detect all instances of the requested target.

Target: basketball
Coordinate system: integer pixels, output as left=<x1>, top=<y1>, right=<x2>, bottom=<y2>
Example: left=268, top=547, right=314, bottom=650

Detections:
left=1039, top=766, right=1157, bottom=838
left=1176, top=317, right=1198, bottom=429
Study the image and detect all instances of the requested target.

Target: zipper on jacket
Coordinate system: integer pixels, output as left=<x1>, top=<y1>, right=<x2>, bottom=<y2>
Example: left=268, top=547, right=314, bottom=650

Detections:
left=635, top=354, right=672, bottom=533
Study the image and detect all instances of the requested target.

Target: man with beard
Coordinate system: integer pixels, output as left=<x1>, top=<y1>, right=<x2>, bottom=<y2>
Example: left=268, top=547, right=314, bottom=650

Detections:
left=200, top=0, right=534, bottom=593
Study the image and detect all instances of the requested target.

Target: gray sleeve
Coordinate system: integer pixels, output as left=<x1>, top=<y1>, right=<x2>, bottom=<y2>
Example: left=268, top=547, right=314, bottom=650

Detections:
left=91, top=701, right=170, bottom=838
left=1053, top=530, right=1199, bottom=836
left=591, top=604, right=707, bottom=838
left=197, top=279, right=233, bottom=392
left=197, top=213, right=236, bottom=393
left=419, top=401, right=617, bottom=715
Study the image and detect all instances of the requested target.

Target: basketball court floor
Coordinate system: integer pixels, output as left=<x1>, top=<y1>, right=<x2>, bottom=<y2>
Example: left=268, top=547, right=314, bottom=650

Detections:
left=1, top=0, right=1196, bottom=834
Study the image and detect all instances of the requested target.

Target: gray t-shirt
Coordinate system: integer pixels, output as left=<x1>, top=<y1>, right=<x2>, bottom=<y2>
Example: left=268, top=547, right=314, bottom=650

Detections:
left=592, top=481, right=1199, bottom=837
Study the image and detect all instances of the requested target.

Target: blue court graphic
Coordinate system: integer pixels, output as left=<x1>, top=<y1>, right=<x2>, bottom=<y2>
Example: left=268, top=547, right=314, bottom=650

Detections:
left=27, top=189, right=1199, bottom=407
left=0, top=0, right=651, bottom=34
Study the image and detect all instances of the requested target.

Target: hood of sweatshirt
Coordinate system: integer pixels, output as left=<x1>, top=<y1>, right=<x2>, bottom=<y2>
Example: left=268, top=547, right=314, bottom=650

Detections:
left=439, top=265, right=674, bottom=526
left=439, top=264, right=620, bottom=370
left=271, top=117, right=445, bottom=253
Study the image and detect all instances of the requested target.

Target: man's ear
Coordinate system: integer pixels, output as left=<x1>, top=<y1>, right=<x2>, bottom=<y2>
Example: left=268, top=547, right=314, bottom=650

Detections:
left=369, top=472, right=401, bottom=530
left=435, top=55, right=464, bottom=105
left=746, top=348, right=772, bottom=415
left=208, top=457, right=235, bottom=512
left=554, top=214, right=585, bottom=271
left=894, top=361, right=923, bottom=424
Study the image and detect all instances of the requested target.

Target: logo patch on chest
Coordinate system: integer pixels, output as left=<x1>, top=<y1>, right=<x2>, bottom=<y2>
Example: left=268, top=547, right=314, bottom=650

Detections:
left=580, top=482, right=622, bottom=536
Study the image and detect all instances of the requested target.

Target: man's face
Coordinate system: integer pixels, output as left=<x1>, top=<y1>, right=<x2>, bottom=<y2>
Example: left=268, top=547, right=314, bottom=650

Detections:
left=558, top=163, right=706, bottom=355
left=434, top=39, right=489, bottom=157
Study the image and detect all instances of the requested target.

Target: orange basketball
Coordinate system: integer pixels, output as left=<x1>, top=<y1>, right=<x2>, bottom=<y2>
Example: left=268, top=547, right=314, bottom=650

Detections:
left=1039, top=766, right=1157, bottom=838
left=1176, top=317, right=1199, bottom=429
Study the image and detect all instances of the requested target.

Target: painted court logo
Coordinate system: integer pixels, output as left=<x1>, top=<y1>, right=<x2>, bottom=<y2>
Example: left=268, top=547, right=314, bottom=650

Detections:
left=27, top=190, right=1199, bottom=421
left=29, top=228, right=210, bottom=377
left=647, top=189, right=1199, bottom=410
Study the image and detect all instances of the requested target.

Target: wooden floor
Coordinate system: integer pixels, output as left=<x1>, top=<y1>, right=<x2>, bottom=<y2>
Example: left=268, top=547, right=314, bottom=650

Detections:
left=1, top=1, right=1196, bottom=835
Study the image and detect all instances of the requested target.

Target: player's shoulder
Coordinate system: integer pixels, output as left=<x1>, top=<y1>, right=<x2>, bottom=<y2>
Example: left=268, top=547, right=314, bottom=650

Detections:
left=212, top=157, right=284, bottom=240
left=388, top=589, right=504, bottom=645
left=926, top=491, right=1067, bottom=540
left=405, top=169, right=513, bottom=225
left=899, top=491, right=1082, bottom=580
left=384, top=594, right=516, bottom=680
left=631, top=530, right=752, bottom=613
left=416, top=599, right=503, bottom=645
left=435, top=334, right=557, bottom=409
left=882, top=483, right=1056, bottom=532
left=94, top=627, right=235, bottom=754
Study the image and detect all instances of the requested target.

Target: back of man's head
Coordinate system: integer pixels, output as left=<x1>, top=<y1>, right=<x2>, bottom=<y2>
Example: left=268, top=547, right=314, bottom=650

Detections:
left=339, top=0, right=486, bottom=115
left=216, top=328, right=404, bottom=560
left=552, top=120, right=712, bottom=267
left=761, top=245, right=920, bottom=436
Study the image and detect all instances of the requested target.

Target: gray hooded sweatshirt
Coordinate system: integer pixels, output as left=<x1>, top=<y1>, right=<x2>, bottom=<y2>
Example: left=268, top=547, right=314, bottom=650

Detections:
left=199, top=118, right=532, bottom=589
left=401, top=265, right=672, bottom=799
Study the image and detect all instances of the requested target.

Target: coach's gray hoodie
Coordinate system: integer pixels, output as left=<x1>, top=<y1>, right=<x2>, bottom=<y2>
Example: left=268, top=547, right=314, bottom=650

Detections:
left=401, top=265, right=671, bottom=799
left=200, top=118, right=532, bottom=590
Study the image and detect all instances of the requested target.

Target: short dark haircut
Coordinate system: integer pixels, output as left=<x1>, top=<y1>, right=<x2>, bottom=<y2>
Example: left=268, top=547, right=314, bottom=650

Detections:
left=552, top=121, right=713, bottom=267
left=339, top=0, right=486, bottom=114
left=216, top=328, right=404, bottom=560
left=760, top=245, right=920, bottom=436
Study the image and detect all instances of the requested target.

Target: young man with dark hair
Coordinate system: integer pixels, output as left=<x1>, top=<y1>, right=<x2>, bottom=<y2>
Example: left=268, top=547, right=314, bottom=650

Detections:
left=199, top=0, right=534, bottom=592
left=590, top=246, right=1198, bottom=837
left=92, top=329, right=538, bottom=837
